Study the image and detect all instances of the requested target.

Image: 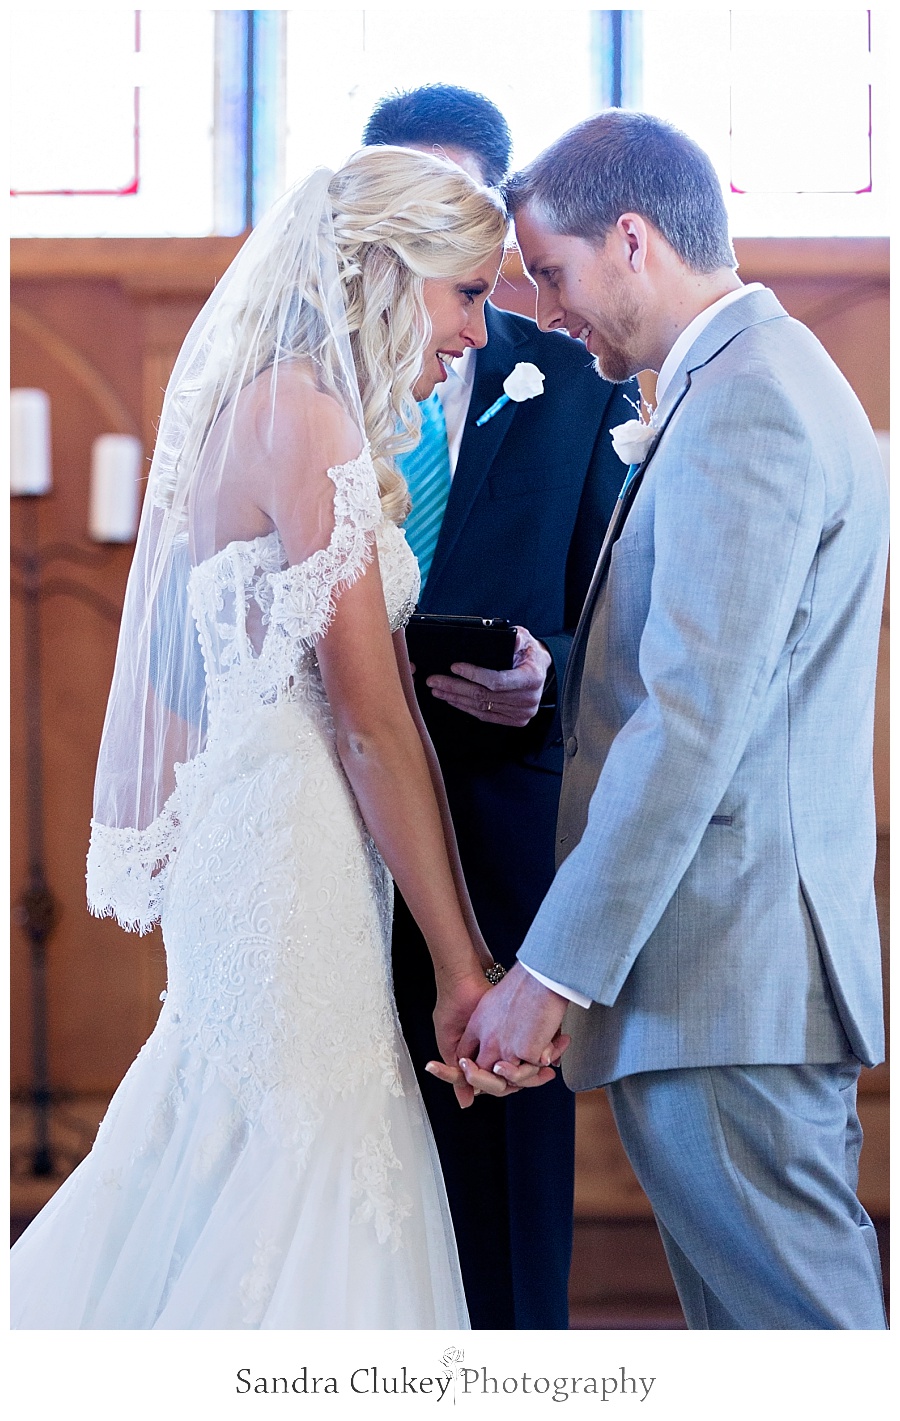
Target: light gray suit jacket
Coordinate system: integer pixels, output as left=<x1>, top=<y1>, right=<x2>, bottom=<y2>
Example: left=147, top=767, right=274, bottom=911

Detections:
left=518, top=288, right=888, bottom=1087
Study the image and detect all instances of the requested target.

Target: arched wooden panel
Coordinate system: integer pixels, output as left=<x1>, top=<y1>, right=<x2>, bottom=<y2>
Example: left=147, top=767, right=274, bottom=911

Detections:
left=10, top=303, right=140, bottom=437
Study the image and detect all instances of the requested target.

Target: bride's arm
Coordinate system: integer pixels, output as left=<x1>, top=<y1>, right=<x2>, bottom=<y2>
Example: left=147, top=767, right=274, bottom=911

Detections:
left=391, top=630, right=494, bottom=971
left=390, top=632, right=564, bottom=1098
left=315, top=559, right=495, bottom=1098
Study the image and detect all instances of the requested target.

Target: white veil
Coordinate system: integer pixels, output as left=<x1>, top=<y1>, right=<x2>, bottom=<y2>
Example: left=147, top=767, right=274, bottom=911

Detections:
left=86, top=167, right=369, bottom=932
left=85, top=148, right=508, bottom=932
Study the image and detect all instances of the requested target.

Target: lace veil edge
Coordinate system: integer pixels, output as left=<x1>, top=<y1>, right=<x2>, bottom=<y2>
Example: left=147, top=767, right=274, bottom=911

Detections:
left=86, top=165, right=368, bottom=936
left=86, top=800, right=181, bottom=935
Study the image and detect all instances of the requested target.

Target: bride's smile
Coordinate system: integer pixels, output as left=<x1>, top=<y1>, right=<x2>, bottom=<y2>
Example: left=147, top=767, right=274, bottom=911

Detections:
left=413, top=246, right=504, bottom=399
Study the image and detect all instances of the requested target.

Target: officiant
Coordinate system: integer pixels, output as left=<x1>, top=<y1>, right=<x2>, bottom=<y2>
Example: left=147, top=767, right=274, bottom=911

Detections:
left=363, top=84, right=636, bottom=1329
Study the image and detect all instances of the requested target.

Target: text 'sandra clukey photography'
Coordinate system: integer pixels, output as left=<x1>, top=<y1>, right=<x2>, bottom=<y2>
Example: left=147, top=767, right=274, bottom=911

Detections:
left=234, top=1350, right=657, bottom=1403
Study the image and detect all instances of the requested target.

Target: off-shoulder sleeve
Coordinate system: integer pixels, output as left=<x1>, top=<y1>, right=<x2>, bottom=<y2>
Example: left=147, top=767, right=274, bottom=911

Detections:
left=267, top=446, right=383, bottom=647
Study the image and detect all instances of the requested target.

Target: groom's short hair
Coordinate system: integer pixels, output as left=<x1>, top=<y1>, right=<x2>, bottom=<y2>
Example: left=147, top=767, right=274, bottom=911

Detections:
left=362, top=84, right=512, bottom=188
left=506, top=110, right=736, bottom=274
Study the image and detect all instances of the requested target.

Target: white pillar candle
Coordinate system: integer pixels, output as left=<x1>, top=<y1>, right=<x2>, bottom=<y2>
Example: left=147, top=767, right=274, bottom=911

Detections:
left=10, top=388, right=52, bottom=495
left=89, top=433, right=143, bottom=542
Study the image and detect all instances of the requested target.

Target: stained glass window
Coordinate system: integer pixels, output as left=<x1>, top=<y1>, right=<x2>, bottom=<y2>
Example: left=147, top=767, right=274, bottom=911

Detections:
left=728, top=11, right=872, bottom=195
left=11, top=8, right=141, bottom=196
left=9, top=8, right=889, bottom=239
left=640, top=7, right=886, bottom=236
left=10, top=8, right=216, bottom=236
left=283, top=8, right=597, bottom=178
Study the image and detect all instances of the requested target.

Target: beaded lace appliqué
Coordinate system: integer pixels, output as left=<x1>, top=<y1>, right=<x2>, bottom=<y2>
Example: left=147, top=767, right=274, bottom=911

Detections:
left=351, top=1119, right=413, bottom=1251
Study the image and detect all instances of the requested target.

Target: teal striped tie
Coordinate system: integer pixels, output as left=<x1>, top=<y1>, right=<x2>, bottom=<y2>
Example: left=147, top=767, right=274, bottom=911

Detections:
left=399, top=391, right=452, bottom=590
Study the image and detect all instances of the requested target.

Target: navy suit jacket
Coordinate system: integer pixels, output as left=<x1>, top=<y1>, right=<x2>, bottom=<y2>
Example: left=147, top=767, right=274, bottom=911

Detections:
left=393, top=302, right=636, bottom=1329
left=413, top=302, right=635, bottom=783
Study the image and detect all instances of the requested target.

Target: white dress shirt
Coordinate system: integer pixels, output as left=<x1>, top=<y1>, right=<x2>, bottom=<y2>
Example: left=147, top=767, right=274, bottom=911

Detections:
left=655, top=283, right=764, bottom=406
left=435, top=345, right=476, bottom=474
left=520, top=282, right=765, bottom=1013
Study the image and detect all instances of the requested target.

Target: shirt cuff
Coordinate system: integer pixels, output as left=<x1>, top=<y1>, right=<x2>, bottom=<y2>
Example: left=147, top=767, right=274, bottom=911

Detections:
left=520, top=962, right=592, bottom=1009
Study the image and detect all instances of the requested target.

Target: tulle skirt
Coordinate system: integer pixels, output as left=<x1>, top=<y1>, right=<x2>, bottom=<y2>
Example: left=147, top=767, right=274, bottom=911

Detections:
left=10, top=1021, right=469, bottom=1329
left=13, top=702, right=470, bottom=1329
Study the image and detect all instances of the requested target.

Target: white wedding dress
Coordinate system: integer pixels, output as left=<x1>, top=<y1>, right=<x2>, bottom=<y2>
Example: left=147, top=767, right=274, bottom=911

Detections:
left=11, top=447, right=469, bottom=1330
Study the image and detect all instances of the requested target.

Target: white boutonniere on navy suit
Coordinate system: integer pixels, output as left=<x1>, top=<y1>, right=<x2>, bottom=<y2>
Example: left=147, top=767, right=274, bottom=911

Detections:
left=475, top=361, right=545, bottom=426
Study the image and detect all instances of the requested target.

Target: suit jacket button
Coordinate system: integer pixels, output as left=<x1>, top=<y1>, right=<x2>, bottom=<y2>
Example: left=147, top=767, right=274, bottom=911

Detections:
left=565, top=735, right=578, bottom=757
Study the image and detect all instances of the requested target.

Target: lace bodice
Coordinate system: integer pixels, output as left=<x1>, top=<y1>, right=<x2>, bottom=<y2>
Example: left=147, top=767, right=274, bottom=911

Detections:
left=87, top=446, right=420, bottom=932
left=188, top=455, right=419, bottom=735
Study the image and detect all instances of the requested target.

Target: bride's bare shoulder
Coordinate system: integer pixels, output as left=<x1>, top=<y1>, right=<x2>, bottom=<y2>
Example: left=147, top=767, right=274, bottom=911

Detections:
left=243, top=361, right=364, bottom=468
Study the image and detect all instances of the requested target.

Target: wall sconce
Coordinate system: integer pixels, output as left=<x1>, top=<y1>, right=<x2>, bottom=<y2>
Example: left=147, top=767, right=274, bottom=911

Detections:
left=10, top=387, right=52, bottom=495
left=89, top=433, right=143, bottom=543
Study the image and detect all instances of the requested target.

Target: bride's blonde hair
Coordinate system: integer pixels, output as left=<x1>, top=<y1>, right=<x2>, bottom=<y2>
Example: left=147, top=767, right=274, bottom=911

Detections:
left=328, top=147, right=508, bottom=521
left=154, top=149, right=507, bottom=527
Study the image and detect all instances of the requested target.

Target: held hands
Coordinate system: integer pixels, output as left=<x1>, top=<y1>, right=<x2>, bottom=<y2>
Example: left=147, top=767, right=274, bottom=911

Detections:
left=431, top=967, right=496, bottom=1109
left=427, top=963, right=570, bottom=1107
left=425, top=627, right=552, bottom=727
left=431, top=964, right=560, bottom=1107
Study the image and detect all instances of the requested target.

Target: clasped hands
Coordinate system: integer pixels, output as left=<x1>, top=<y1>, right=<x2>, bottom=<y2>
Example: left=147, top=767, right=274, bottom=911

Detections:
left=428, top=962, right=570, bottom=1108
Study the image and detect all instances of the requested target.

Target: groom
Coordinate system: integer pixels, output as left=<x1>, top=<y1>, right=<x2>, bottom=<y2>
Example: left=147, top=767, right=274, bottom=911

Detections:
left=460, top=110, right=889, bottom=1329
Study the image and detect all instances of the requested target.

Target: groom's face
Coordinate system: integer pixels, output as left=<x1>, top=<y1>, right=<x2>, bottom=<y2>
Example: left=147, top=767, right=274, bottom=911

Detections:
left=514, top=206, right=643, bottom=383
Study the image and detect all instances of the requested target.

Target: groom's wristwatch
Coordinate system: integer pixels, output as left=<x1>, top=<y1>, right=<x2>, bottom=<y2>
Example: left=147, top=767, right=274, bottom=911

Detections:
left=484, top=962, right=507, bottom=985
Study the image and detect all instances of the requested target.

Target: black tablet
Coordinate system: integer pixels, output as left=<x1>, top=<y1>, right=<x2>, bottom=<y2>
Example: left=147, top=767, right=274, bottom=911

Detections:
left=405, top=613, right=517, bottom=679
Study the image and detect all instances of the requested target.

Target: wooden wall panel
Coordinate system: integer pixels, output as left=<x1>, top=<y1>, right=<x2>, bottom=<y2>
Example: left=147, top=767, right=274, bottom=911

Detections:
left=11, top=248, right=245, bottom=1106
left=10, top=283, right=165, bottom=1094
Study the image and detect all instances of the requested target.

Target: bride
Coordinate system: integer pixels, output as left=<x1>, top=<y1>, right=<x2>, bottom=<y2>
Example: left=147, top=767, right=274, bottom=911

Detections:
left=10, top=148, right=560, bottom=1329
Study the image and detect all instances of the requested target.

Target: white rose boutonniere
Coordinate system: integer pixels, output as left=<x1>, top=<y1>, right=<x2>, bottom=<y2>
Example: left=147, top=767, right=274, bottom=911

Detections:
left=475, top=362, right=545, bottom=426
left=609, top=394, right=659, bottom=465
left=609, top=418, right=657, bottom=464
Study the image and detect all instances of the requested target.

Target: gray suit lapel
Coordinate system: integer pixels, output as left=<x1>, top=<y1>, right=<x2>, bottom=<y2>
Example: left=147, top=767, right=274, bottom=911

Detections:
left=561, top=287, right=789, bottom=726
left=576, top=388, right=683, bottom=618
left=560, top=397, right=683, bottom=727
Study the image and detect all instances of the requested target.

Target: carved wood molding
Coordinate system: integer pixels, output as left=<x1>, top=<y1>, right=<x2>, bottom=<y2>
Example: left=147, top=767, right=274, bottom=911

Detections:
left=12, top=235, right=888, bottom=294
left=11, top=237, right=247, bottom=297
left=10, top=302, right=140, bottom=437
left=789, top=280, right=890, bottom=332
